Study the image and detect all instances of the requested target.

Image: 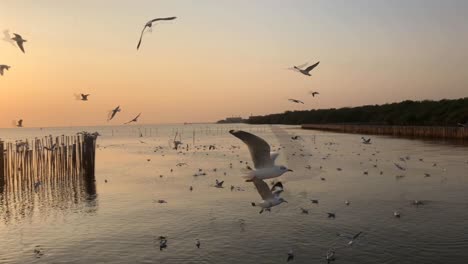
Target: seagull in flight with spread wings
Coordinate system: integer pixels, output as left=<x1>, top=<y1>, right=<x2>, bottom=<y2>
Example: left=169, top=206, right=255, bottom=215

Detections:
left=11, top=33, right=27, bottom=53
left=124, top=113, right=141, bottom=124
left=310, top=91, right=319, bottom=97
left=292, top=61, right=320, bottom=76
left=288, top=98, right=304, bottom=104
left=0, top=65, right=11, bottom=76
left=107, top=106, right=121, bottom=121
left=251, top=180, right=287, bottom=213
left=137, top=16, right=177, bottom=50
left=229, top=130, right=292, bottom=181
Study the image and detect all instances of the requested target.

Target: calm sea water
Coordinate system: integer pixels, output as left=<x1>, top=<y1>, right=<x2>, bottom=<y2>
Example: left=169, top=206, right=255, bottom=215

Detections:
left=0, top=124, right=467, bottom=264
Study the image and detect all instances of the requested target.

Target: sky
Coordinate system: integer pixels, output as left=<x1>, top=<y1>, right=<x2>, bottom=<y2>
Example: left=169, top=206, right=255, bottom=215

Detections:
left=0, top=0, right=467, bottom=127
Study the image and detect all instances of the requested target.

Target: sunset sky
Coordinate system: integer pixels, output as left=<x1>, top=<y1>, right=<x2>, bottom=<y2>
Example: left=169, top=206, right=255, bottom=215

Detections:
left=1, top=0, right=467, bottom=127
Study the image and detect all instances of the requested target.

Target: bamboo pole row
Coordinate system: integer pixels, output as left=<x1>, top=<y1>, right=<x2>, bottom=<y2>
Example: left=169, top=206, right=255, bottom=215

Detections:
left=0, top=132, right=98, bottom=190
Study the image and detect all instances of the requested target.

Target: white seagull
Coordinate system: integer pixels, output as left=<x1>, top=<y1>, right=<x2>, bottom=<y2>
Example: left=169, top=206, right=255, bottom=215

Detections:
left=137, top=16, right=177, bottom=50
left=0, top=65, right=11, bottom=76
left=229, top=130, right=292, bottom=181
left=250, top=180, right=287, bottom=213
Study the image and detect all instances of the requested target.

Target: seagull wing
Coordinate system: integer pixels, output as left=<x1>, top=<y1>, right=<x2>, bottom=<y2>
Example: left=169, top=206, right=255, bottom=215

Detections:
left=252, top=178, right=273, bottom=200
left=296, top=62, right=309, bottom=69
left=270, top=152, right=279, bottom=164
left=271, top=181, right=283, bottom=196
left=17, top=40, right=25, bottom=53
left=304, top=61, right=320, bottom=73
left=136, top=25, right=148, bottom=50
left=149, top=16, right=177, bottom=23
left=0, top=68, right=3, bottom=76
left=134, top=112, right=141, bottom=120
left=229, top=130, right=273, bottom=169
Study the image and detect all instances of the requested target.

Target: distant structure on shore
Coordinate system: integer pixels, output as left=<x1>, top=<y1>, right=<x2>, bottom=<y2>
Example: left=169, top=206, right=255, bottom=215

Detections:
left=217, top=117, right=247, bottom=124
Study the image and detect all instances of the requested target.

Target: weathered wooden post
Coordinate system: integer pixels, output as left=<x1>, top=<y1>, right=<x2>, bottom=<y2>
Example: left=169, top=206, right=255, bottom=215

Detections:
left=0, top=141, right=4, bottom=192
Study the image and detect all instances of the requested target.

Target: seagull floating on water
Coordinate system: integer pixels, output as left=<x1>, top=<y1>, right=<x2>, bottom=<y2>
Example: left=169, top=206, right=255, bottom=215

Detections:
left=251, top=180, right=287, bottom=214
left=136, top=17, right=177, bottom=50
left=337, top=231, right=363, bottom=246
left=0, top=65, right=11, bottom=76
left=361, top=137, right=371, bottom=144
left=11, top=33, right=27, bottom=53
left=229, top=130, right=292, bottom=181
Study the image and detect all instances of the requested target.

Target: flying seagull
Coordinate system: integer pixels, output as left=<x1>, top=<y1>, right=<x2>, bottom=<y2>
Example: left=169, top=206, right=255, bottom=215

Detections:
left=310, top=91, right=319, bottom=97
left=107, top=106, right=121, bottom=121
left=11, top=33, right=27, bottom=53
left=124, top=113, right=142, bottom=124
left=293, top=61, right=320, bottom=76
left=14, top=119, right=23, bottom=127
left=337, top=231, right=363, bottom=246
left=251, top=179, right=287, bottom=214
left=75, top=93, right=90, bottom=101
left=288, top=99, right=304, bottom=104
left=0, top=65, right=11, bottom=76
left=2, top=30, right=16, bottom=46
left=229, top=130, right=292, bottom=181
left=136, top=16, right=177, bottom=50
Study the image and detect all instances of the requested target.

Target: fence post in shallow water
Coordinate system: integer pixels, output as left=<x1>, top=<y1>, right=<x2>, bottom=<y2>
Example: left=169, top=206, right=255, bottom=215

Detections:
left=0, top=141, right=4, bottom=191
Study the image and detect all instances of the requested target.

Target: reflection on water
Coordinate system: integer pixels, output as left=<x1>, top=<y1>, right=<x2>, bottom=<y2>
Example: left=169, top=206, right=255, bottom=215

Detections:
left=0, top=170, right=97, bottom=224
left=0, top=124, right=467, bottom=264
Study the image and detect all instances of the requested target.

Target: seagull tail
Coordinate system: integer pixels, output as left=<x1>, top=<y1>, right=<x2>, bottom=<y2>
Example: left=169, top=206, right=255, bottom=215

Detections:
left=241, top=169, right=255, bottom=181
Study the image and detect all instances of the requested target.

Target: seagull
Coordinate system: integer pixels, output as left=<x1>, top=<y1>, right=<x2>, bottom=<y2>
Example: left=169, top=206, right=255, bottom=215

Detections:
left=2, top=30, right=16, bottom=46
left=11, top=33, right=27, bottom=53
left=310, top=91, right=319, bottom=97
left=327, top=212, right=336, bottom=219
left=326, top=249, right=336, bottom=263
left=394, top=163, right=406, bottom=171
left=124, top=113, right=141, bottom=124
left=15, top=119, right=23, bottom=128
left=288, top=98, right=304, bottom=104
left=287, top=249, right=294, bottom=262
left=214, top=179, right=224, bottom=188
left=0, top=65, right=11, bottom=76
left=310, top=199, right=319, bottom=204
left=107, top=106, right=121, bottom=121
left=300, top=207, right=309, bottom=214
left=75, top=93, right=90, bottom=101
left=250, top=180, right=287, bottom=214
left=196, top=239, right=201, bottom=249
left=293, top=61, right=320, bottom=76
left=156, top=199, right=167, bottom=204
left=136, top=17, right=177, bottom=50
left=394, top=211, right=401, bottom=218
left=229, top=130, right=292, bottom=181
left=291, top=136, right=301, bottom=140
left=159, top=238, right=168, bottom=251
left=337, top=231, right=363, bottom=246
left=345, top=200, right=350, bottom=206
left=361, top=137, right=371, bottom=144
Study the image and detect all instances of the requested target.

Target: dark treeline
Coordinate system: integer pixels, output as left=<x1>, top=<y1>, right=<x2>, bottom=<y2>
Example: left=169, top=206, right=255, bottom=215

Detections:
left=247, top=98, right=468, bottom=126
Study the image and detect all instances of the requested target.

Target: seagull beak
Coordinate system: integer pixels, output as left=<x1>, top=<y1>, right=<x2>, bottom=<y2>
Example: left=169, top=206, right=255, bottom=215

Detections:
left=287, top=169, right=293, bottom=172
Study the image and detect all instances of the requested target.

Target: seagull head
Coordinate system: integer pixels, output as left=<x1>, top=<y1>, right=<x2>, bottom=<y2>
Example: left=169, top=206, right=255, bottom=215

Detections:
left=278, top=165, right=293, bottom=174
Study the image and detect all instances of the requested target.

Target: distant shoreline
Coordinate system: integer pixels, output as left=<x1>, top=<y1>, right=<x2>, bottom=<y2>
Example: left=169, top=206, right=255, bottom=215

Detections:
left=301, top=124, right=468, bottom=140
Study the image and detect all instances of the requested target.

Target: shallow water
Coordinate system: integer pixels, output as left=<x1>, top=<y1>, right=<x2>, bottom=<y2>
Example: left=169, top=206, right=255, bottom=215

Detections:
left=0, top=124, right=467, bottom=264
